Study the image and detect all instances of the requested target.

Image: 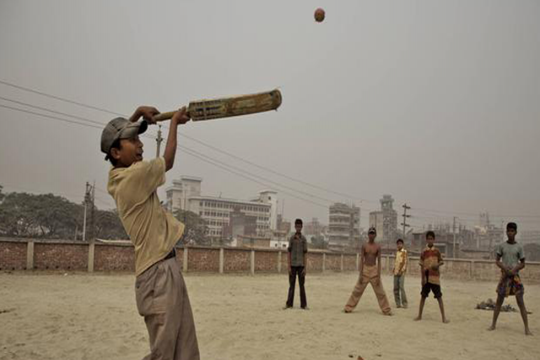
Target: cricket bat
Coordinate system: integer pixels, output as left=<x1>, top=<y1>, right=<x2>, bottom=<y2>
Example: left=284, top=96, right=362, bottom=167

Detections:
left=152, top=89, right=282, bottom=122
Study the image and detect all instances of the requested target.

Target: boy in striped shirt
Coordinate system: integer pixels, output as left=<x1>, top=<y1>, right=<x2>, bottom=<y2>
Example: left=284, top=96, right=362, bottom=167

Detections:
left=414, top=231, right=449, bottom=323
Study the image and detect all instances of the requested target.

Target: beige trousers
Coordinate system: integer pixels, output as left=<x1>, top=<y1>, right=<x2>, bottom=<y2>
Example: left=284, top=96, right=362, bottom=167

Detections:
left=135, top=256, right=200, bottom=360
left=344, top=265, right=392, bottom=314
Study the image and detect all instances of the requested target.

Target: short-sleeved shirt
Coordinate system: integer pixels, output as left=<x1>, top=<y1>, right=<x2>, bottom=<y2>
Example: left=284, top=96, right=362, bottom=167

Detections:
left=496, top=241, right=525, bottom=270
left=419, top=246, right=443, bottom=285
left=288, top=234, right=308, bottom=267
left=108, top=157, right=185, bottom=276
left=393, top=249, right=408, bottom=275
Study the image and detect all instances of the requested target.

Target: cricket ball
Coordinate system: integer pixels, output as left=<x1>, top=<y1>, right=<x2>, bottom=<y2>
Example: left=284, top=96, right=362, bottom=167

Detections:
left=314, top=8, right=325, bottom=22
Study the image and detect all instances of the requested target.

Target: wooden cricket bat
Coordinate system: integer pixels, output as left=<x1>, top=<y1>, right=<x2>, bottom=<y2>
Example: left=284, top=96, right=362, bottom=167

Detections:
left=153, top=89, right=282, bottom=122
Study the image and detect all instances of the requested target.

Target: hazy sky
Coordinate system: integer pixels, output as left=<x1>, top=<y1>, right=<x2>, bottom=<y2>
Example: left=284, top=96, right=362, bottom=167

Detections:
left=1, top=0, right=539, bottom=231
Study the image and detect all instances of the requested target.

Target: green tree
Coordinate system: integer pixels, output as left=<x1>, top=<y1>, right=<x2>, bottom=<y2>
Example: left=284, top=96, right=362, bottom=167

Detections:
left=95, top=209, right=127, bottom=239
left=0, top=191, right=82, bottom=238
left=310, top=235, right=328, bottom=249
left=173, top=209, right=209, bottom=246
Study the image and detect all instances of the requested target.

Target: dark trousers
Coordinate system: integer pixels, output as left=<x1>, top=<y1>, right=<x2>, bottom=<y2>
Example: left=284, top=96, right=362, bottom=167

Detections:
left=286, top=266, right=307, bottom=308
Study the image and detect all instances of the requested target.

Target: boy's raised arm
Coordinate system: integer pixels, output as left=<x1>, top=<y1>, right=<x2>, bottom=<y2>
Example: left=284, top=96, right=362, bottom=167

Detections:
left=164, top=107, right=190, bottom=171
left=129, top=106, right=160, bottom=123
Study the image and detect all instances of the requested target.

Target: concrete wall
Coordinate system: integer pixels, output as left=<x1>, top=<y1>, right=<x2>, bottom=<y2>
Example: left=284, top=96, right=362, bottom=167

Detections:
left=1, top=238, right=540, bottom=283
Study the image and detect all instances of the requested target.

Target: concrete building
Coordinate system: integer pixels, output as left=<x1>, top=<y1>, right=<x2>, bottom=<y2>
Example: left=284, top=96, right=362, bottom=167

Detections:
left=166, top=176, right=203, bottom=212
left=328, top=203, right=360, bottom=251
left=166, top=176, right=277, bottom=241
left=520, top=231, right=540, bottom=245
left=472, top=212, right=504, bottom=250
left=304, top=217, right=326, bottom=237
left=369, top=195, right=398, bottom=243
left=276, top=214, right=291, bottom=235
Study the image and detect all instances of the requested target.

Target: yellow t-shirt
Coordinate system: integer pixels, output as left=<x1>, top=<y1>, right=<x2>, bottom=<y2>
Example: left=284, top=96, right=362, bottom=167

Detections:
left=108, top=157, right=184, bottom=276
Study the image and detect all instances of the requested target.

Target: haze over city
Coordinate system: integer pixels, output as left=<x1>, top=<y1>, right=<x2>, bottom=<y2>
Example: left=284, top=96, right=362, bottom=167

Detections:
left=1, top=0, right=539, bottom=232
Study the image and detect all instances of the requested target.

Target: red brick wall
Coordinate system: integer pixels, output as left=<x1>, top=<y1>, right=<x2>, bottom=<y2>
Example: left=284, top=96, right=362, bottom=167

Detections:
left=176, top=248, right=184, bottom=269
left=254, top=250, right=278, bottom=272
left=280, top=250, right=289, bottom=272
left=188, top=248, right=220, bottom=272
left=306, top=253, right=324, bottom=272
left=0, top=241, right=27, bottom=270
left=34, top=242, right=88, bottom=271
left=1, top=239, right=540, bottom=283
left=326, top=254, right=341, bottom=271
left=224, top=249, right=250, bottom=273
left=94, top=244, right=135, bottom=272
left=343, top=254, right=357, bottom=271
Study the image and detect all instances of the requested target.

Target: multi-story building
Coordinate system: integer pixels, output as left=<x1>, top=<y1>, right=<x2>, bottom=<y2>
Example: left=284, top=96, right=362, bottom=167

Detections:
left=304, top=217, right=326, bottom=237
left=520, top=231, right=540, bottom=245
left=328, top=203, right=360, bottom=251
left=369, top=194, right=398, bottom=243
left=166, top=176, right=277, bottom=241
left=473, top=213, right=504, bottom=250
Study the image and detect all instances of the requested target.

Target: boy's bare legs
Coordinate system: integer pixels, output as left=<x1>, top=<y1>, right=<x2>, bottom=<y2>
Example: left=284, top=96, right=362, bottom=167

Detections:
left=488, top=294, right=505, bottom=331
left=437, top=297, right=450, bottom=323
left=414, top=296, right=426, bottom=321
left=516, top=294, right=533, bottom=335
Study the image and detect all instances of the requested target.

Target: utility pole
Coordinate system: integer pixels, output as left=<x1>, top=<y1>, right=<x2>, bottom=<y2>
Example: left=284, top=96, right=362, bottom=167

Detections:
left=82, top=182, right=92, bottom=241
left=90, top=181, right=96, bottom=242
left=401, top=204, right=411, bottom=243
left=452, top=216, right=457, bottom=259
left=156, top=125, right=163, bottom=158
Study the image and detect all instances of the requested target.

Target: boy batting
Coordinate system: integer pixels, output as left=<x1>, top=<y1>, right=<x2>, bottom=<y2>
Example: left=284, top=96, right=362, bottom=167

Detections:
left=101, top=106, right=200, bottom=360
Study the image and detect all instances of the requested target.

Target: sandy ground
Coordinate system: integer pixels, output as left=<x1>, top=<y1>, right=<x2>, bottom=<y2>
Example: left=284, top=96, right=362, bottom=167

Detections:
left=0, top=271, right=538, bottom=360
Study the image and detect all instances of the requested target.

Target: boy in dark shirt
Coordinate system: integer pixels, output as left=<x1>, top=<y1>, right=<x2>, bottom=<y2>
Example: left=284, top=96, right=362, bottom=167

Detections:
left=284, top=218, right=308, bottom=309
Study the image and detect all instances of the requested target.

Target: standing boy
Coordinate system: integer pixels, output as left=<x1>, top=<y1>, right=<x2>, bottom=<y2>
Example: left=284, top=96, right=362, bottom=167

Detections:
left=393, top=238, right=408, bottom=308
left=285, top=219, right=308, bottom=309
left=344, top=227, right=392, bottom=315
left=488, top=222, right=532, bottom=335
left=101, top=106, right=200, bottom=360
left=415, top=231, right=449, bottom=323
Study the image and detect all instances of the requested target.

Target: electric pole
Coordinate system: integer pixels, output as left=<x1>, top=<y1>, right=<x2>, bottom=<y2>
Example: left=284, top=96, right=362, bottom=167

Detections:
left=156, top=125, right=163, bottom=158
left=401, top=204, right=411, bottom=243
left=452, top=216, right=457, bottom=259
left=90, top=180, right=96, bottom=242
left=82, top=182, right=92, bottom=241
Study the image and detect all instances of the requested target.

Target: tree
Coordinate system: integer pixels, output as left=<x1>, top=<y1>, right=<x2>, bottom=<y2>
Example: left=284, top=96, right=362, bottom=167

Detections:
left=95, top=209, right=127, bottom=239
left=0, top=191, right=82, bottom=238
left=173, top=209, right=209, bottom=246
left=310, top=235, right=328, bottom=249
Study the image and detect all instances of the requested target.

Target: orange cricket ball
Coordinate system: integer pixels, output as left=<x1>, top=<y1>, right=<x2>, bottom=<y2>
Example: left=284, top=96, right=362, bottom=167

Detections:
left=314, top=8, right=325, bottom=22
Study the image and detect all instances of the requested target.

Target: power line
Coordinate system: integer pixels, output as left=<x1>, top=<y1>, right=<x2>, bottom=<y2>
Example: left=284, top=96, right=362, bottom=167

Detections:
left=1, top=181, right=115, bottom=209
left=0, top=79, right=125, bottom=117
left=0, top=102, right=341, bottom=210
left=178, top=146, right=330, bottom=209
left=0, top=104, right=104, bottom=130
left=0, top=95, right=107, bottom=127
left=0, top=77, right=374, bottom=204
left=177, top=144, right=343, bottom=205
left=2, top=82, right=539, bottom=221
left=3, top=102, right=537, bottom=222
left=0, top=100, right=333, bottom=205
left=177, top=131, right=376, bottom=204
